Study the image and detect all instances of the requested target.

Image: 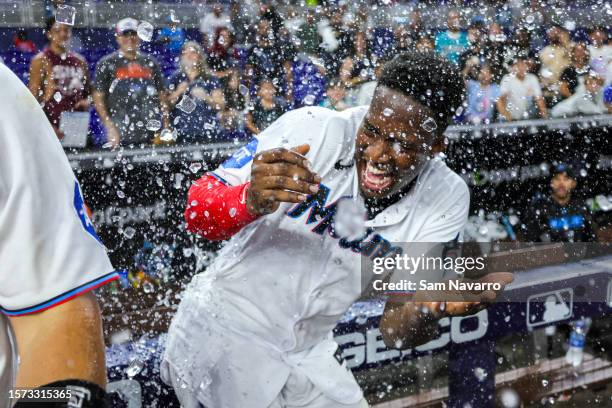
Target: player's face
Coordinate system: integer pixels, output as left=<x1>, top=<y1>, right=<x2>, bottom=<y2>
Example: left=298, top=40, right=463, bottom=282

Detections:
left=117, top=31, right=140, bottom=53
left=551, top=173, right=576, bottom=200
left=48, top=23, right=72, bottom=48
left=355, top=86, right=441, bottom=199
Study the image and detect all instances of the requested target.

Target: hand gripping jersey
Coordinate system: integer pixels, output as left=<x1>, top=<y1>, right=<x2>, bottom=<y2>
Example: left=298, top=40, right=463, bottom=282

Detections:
left=162, top=106, right=469, bottom=408
left=0, top=64, right=117, bottom=407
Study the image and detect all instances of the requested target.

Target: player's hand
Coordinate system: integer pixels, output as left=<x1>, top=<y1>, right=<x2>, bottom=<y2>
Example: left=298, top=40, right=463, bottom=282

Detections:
left=246, top=144, right=322, bottom=216
left=413, top=272, right=514, bottom=318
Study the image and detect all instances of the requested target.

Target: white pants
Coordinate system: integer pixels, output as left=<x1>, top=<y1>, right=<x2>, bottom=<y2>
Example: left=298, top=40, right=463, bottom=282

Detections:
left=166, top=364, right=369, bottom=408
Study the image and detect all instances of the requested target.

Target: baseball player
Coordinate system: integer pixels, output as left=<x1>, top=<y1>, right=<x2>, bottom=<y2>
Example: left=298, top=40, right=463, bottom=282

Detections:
left=0, top=63, right=118, bottom=407
left=162, top=51, right=512, bottom=407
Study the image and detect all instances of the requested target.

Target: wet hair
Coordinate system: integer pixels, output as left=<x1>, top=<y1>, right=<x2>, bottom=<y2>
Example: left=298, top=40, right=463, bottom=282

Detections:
left=552, top=163, right=575, bottom=180
left=377, top=51, right=464, bottom=124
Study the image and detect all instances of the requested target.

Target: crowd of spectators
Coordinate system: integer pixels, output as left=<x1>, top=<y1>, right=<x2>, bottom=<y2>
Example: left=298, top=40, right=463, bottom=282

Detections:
left=11, top=2, right=612, bottom=147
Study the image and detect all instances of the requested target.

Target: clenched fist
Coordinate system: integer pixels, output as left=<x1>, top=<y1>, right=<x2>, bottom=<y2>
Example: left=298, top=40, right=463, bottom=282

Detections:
left=246, top=144, right=322, bottom=216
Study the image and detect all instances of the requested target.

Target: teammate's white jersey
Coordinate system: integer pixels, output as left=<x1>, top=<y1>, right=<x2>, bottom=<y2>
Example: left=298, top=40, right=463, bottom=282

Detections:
left=162, top=106, right=469, bottom=408
left=0, top=64, right=117, bottom=407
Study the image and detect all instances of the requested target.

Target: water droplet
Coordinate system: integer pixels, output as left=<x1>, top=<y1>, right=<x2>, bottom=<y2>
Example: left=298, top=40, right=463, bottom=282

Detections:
left=542, top=379, right=549, bottom=387
left=500, top=388, right=520, bottom=408
left=239, top=84, right=249, bottom=96
left=126, top=359, right=144, bottom=378
left=303, top=94, right=316, bottom=105
left=382, top=108, right=394, bottom=117
left=117, top=190, right=125, bottom=198
left=146, top=119, right=161, bottom=131
left=421, top=117, right=438, bottom=133
left=189, top=162, right=203, bottom=173
left=137, top=21, right=154, bottom=42
left=229, top=207, right=237, bottom=217
left=123, top=227, right=136, bottom=239
left=142, top=281, right=154, bottom=294
left=177, top=95, right=196, bottom=114
left=473, top=367, right=488, bottom=382
left=55, top=4, right=76, bottom=26
left=160, top=128, right=177, bottom=142
left=53, top=92, right=62, bottom=103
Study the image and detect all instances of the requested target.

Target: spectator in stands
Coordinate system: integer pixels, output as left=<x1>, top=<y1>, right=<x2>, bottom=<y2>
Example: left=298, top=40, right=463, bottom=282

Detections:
left=319, top=78, right=350, bottom=111
left=13, top=29, right=37, bottom=53
left=559, top=43, right=591, bottom=100
left=506, top=28, right=540, bottom=76
left=339, top=31, right=373, bottom=89
left=522, top=164, right=597, bottom=242
left=320, top=7, right=352, bottom=78
left=434, top=9, right=469, bottom=65
left=539, top=24, right=573, bottom=106
left=158, top=15, right=186, bottom=55
left=245, top=78, right=287, bottom=135
left=168, top=41, right=225, bottom=143
left=458, top=20, right=488, bottom=81
left=29, top=17, right=90, bottom=140
left=207, top=27, right=236, bottom=79
left=588, top=26, right=611, bottom=76
left=229, top=0, right=252, bottom=45
left=223, top=69, right=247, bottom=111
left=284, top=5, right=304, bottom=45
left=465, top=64, right=501, bottom=124
left=482, top=21, right=509, bottom=82
left=199, top=3, right=232, bottom=48
left=297, top=8, right=322, bottom=56
left=245, top=18, right=293, bottom=91
left=497, top=55, right=548, bottom=121
left=218, top=108, right=248, bottom=141
left=415, top=36, right=435, bottom=52
left=551, top=71, right=606, bottom=118
left=93, top=18, right=168, bottom=147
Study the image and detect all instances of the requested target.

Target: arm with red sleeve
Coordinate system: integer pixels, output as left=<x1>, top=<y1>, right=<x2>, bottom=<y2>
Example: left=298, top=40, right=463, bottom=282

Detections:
left=185, top=173, right=259, bottom=241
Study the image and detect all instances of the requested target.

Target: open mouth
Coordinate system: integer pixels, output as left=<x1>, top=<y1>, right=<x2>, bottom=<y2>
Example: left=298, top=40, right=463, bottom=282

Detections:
left=361, top=162, right=395, bottom=192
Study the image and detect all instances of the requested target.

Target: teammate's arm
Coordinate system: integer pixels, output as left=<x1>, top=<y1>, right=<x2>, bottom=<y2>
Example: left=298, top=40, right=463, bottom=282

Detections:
left=9, top=292, right=107, bottom=388
left=28, top=53, right=49, bottom=103
left=93, top=91, right=120, bottom=147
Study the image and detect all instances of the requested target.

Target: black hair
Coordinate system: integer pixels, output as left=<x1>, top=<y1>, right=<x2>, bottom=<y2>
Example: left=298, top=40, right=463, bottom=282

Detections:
left=377, top=51, right=464, bottom=125
left=552, top=163, right=575, bottom=179
left=45, top=16, right=56, bottom=33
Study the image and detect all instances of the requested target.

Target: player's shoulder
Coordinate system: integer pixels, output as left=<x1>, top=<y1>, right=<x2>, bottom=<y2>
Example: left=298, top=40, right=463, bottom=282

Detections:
left=425, top=157, right=469, bottom=199
left=277, top=105, right=366, bottom=135
left=96, top=51, right=118, bottom=67
left=0, top=64, right=36, bottom=108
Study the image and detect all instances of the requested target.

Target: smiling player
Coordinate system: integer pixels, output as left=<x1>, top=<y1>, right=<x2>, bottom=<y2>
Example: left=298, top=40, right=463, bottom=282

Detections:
left=162, top=51, right=512, bottom=408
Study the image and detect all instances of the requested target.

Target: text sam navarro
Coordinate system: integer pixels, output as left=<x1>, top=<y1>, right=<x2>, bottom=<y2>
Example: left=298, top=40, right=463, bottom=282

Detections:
left=372, top=279, right=502, bottom=292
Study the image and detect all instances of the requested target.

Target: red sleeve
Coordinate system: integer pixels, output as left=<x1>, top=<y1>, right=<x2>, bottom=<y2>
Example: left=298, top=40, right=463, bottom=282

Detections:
left=184, top=173, right=260, bottom=241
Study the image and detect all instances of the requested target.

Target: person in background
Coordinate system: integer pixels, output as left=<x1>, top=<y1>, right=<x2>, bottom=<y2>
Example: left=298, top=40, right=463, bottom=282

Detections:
left=13, top=29, right=37, bottom=53
left=551, top=71, right=606, bottom=118
left=434, top=9, right=469, bottom=65
left=297, top=8, right=322, bottom=56
left=207, top=27, right=236, bottom=79
left=458, top=19, right=488, bottom=81
left=218, top=108, right=248, bottom=141
left=415, top=35, right=435, bottom=52
left=168, top=41, right=225, bottom=144
left=506, top=27, right=540, bottom=76
left=482, top=21, right=509, bottom=82
left=339, top=31, right=373, bottom=89
left=157, top=14, right=186, bottom=55
left=199, top=3, right=232, bottom=48
left=497, top=55, right=548, bottom=121
left=539, top=24, right=573, bottom=106
left=29, top=17, right=90, bottom=140
left=245, top=78, right=287, bottom=135
left=223, top=69, right=247, bottom=111
left=229, top=0, right=252, bottom=45
left=559, top=43, right=591, bottom=100
left=93, top=18, right=168, bottom=147
left=319, top=78, right=350, bottom=111
left=522, top=164, right=597, bottom=242
left=588, top=26, right=611, bottom=76
left=465, top=64, right=501, bottom=124
left=245, top=18, right=293, bottom=91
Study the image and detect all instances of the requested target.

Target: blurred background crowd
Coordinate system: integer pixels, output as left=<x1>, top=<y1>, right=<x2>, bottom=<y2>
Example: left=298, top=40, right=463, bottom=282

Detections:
left=0, top=0, right=610, bottom=147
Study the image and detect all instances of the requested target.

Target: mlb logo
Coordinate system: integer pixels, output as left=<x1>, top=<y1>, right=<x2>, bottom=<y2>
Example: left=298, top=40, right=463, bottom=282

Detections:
left=526, top=288, right=573, bottom=328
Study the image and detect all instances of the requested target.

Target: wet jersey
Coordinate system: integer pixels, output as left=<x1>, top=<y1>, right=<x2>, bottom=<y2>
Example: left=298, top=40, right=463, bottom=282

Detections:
left=162, top=106, right=470, bottom=408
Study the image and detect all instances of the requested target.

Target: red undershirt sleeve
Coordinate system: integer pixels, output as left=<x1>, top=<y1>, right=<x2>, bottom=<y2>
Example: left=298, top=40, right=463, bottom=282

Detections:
left=184, top=173, right=260, bottom=241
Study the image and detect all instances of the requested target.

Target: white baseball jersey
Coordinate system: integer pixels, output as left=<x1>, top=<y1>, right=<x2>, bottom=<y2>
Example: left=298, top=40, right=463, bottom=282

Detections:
left=162, top=106, right=469, bottom=408
left=0, top=64, right=117, bottom=407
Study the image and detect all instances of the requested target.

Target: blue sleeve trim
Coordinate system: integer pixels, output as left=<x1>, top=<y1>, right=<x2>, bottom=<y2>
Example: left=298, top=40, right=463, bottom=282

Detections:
left=209, top=171, right=230, bottom=186
left=1, top=271, right=119, bottom=316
